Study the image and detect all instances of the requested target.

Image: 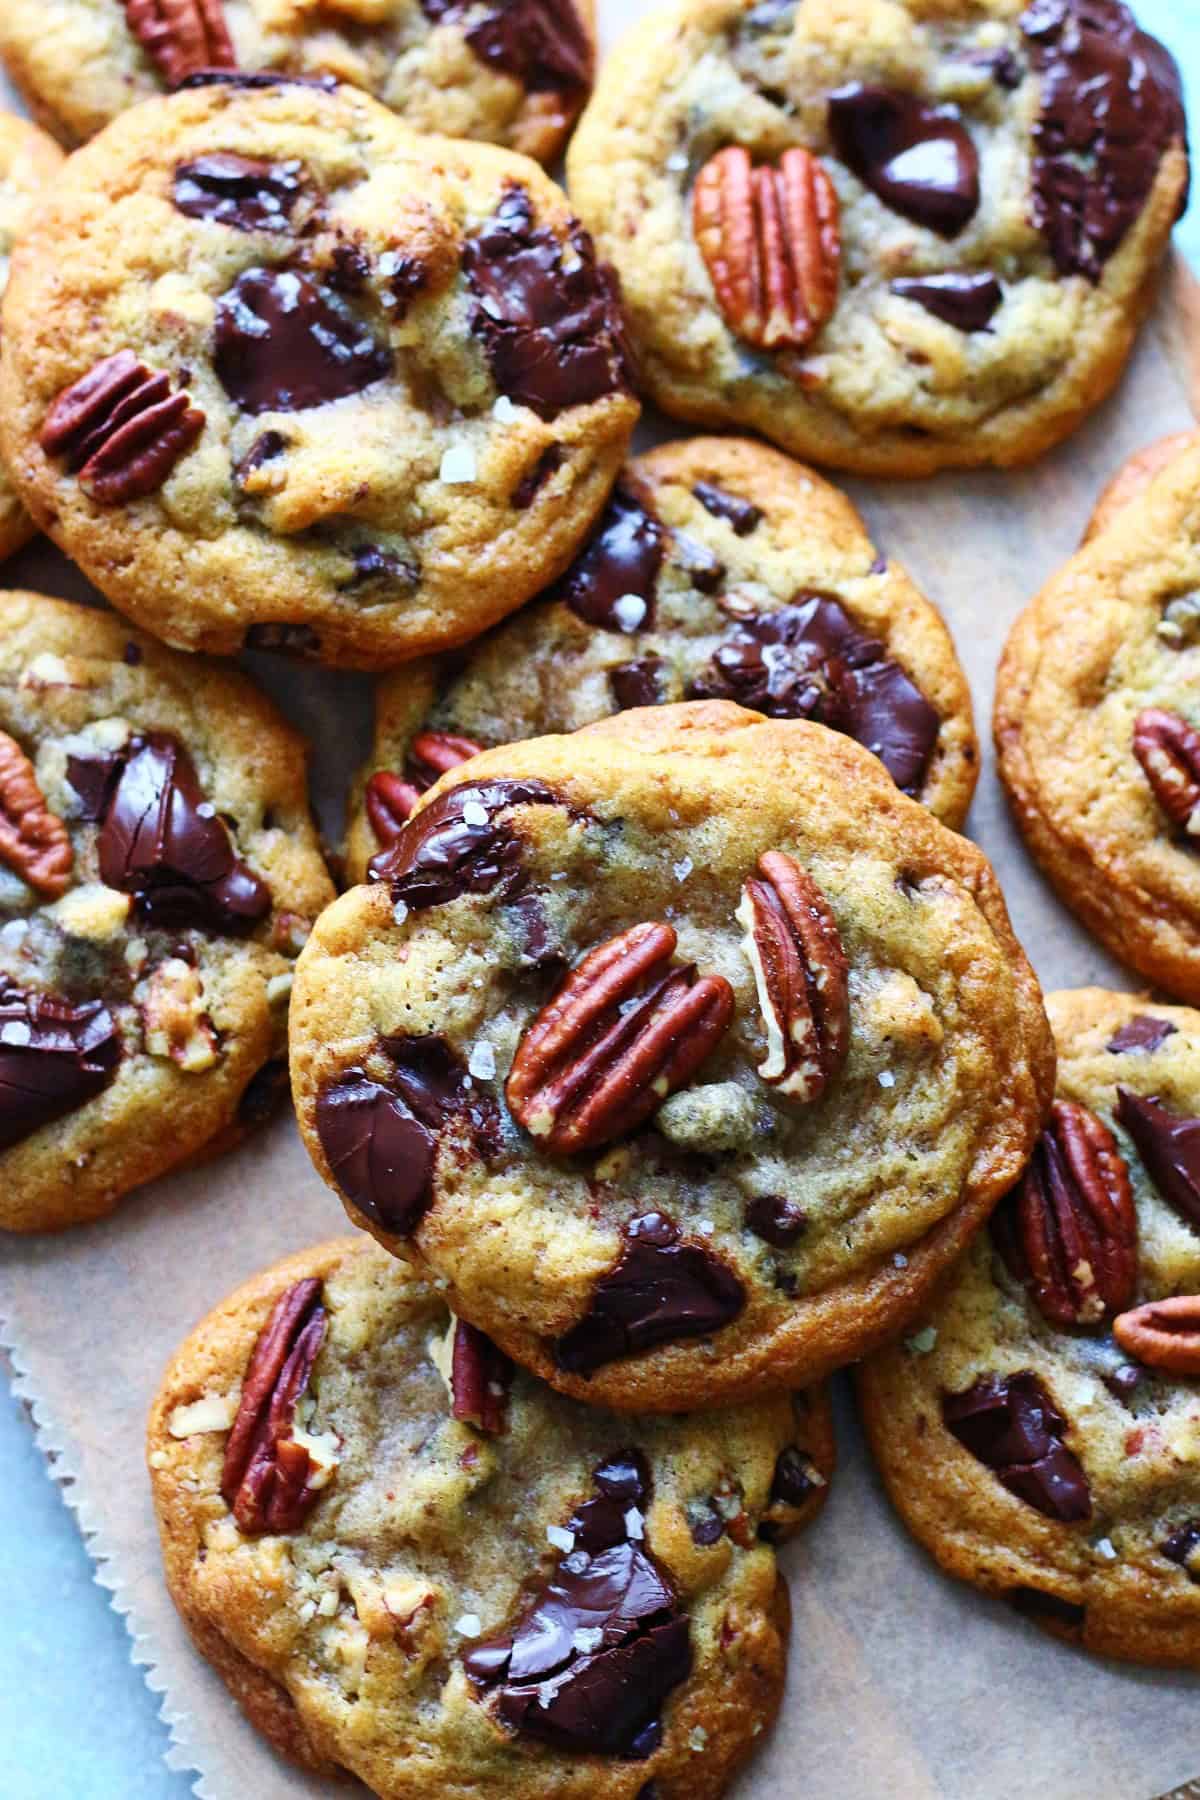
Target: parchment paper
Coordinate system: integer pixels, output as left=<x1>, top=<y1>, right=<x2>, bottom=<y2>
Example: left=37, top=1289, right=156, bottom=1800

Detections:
left=1, top=8, right=1199, bottom=1795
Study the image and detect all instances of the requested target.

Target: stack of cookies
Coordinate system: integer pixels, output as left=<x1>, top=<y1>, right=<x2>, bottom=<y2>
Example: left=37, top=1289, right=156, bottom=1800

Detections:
left=0, top=1, right=1194, bottom=1795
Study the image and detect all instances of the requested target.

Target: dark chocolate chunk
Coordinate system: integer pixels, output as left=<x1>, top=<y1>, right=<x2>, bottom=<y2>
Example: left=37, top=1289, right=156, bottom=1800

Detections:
left=421, top=0, right=592, bottom=94
left=462, top=185, right=633, bottom=421
left=1116, top=1088, right=1200, bottom=1233
left=236, top=1058, right=289, bottom=1128
left=745, top=1192, right=807, bottom=1248
left=511, top=443, right=564, bottom=509
left=609, top=657, right=665, bottom=711
left=688, top=1505, right=725, bottom=1547
left=65, top=750, right=121, bottom=821
left=967, top=46, right=1025, bottom=88
left=555, top=1211, right=745, bottom=1375
left=328, top=240, right=372, bottom=293
left=173, top=155, right=307, bottom=232
left=213, top=267, right=392, bottom=414
left=122, top=641, right=143, bottom=666
left=243, top=622, right=322, bottom=656
left=1007, top=1587, right=1086, bottom=1632
left=342, top=544, right=420, bottom=591
left=177, top=70, right=340, bottom=94
left=890, top=271, right=1004, bottom=331
left=942, top=1371, right=1091, bottom=1522
left=234, top=429, right=288, bottom=486
left=827, top=84, right=980, bottom=236
left=693, top=480, right=763, bottom=536
left=769, top=1445, right=817, bottom=1507
left=1163, top=1521, right=1200, bottom=1578
left=559, top=485, right=665, bottom=631
left=1107, top=1015, right=1178, bottom=1055
left=503, top=890, right=566, bottom=970
left=368, top=777, right=565, bottom=905
left=671, top=532, right=725, bottom=595
left=1102, top=1361, right=1142, bottom=1401
left=0, top=980, right=120, bottom=1151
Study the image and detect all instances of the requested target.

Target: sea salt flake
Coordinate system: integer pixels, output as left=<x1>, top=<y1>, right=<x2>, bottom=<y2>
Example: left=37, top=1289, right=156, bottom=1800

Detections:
left=624, top=1507, right=644, bottom=1540
left=878, top=1070, right=896, bottom=1089
left=612, top=593, right=647, bottom=631
left=905, top=1326, right=937, bottom=1355
left=572, top=1626, right=604, bottom=1654
left=492, top=395, right=518, bottom=423
left=392, top=899, right=409, bottom=925
left=547, top=1524, right=575, bottom=1552
left=673, top=857, right=693, bottom=883
left=462, top=800, right=488, bottom=827
left=892, top=1252, right=909, bottom=1268
left=440, top=443, right=477, bottom=484
left=1094, top=1537, right=1118, bottom=1561
left=454, top=1613, right=482, bottom=1638
left=468, top=1041, right=496, bottom=1081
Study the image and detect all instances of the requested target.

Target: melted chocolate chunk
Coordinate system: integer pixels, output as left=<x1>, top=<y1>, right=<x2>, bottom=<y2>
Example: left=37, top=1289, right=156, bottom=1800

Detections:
left=671, top=532, right=725, bottom=595
left=968, top=46, right=1025, bottom=88
left=236, top=1058, right=289, bottom=1128
left=1163, top=1521, right=1200, bottom=1579
left=559, top=486, right=665, bottom=631
left=243, top=622, right=322, bottom=656
left=369, top=777, right=565, bottom=906
left=462, top=185, right=633, bottom=421
left=693, top=480, right=763, bottom=536
left=688, top=1504, right=726, bottom=1547
left=1021, top=0, right=1187, bottom=280
left=827, top=84, right=980, bottom=236
left=511, top=443, right=564, bottom=509
left=0, top=980, right=120, bottom=1151
left=689, top=594, right=939, bottom=794
left=342, top=544, right=420, bottom=591
left=610, top=657, right=665, bottom=711
left=1007, top=1588, right=1086, bottom=1632
left=943, top=1372, right=1091, bottom=1521
left=745, top=1193, right=807, bottom=1248
left=214, top=268, right=392, bottom=414
left=1116, top=1088, right=1200, bottom=1233
left=422, top=0, right=591, bottom=93
left=555, top=1211, right=745, bottom=1376
left=769, top=1445, right=816, bottom=1506
left=891, top=272, right=1003, bottom=331
left=177, top=70, right=339, bottom=94
left=464, top=1451, right=691, bottom=1755
left=1107, top=1015, right=1178, bottom=1054
left=173, top=155, right=307, bottom=232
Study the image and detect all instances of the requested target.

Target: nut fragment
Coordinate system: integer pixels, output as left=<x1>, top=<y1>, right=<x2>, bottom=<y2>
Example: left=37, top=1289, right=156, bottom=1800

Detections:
left=1114, top=1296, right=1200, bottom=1375
left=1132, top=708, right=1200, bottom=834
left=449, top=1318, right=512, bottom=1435
left=505, top=921, right=734, bottom=1153
left=40, top=349, right=206, bottom=505
left=736, top=850, right=849, bottom=1103
left=364, top=731, right=485, bottom=846
left=365, top=770, right=422, bottom=846
left=221, top=1278, right=330, bottom=1535
left=140, top=957, right=218, bottom=1072
left=121, top=0, right=236, bottom=87
left=692, top=146, right=840, bottom=351
left=0, top=729, right=72, bottom=897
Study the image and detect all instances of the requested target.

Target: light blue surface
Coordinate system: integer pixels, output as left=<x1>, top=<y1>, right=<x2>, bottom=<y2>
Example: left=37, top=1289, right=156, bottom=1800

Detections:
left=1, top=10, right=1197, bottom=1798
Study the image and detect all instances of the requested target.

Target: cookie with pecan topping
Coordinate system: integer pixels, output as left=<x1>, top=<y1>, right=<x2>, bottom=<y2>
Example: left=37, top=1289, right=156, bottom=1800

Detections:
left=0, top=115, right=63, bottom=560
left=860, top=988, right=1200, bottom=1670
left=0, top=79, right=637, bottom=667
left=567, top=0, right=1188, bottom=475
left=0, top=0, right=595, bottom=163
left=149, top=1234, right=833, bottom=1797
left=292, top=699, right=1051, bottom=1410
left=0, top=589, right=332, bottom=1231
left=345, top=436, right=978, bottom=883
left=996, top=436, right=1200, bottom=1003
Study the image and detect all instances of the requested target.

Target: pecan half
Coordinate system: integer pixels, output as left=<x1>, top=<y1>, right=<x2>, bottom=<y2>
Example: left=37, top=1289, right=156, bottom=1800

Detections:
left=364, top=732, right=485, bottom=846
left=0, top=730, right=72, bottom=898
left=365, top=770, right=422, bottom=845
left=449, top=1318, right=512, bottom=1435
left=221, top=1278, right=331, bottom=1535
left=1133, top=707, right=1200, bottom=834
left=992, top=1098, right=1137, bottom=1328
left=122, top=0, right=236, bottom=87
left=40, top=350, right=206, bottom=505
left=736, top=850, right=849, bottom=1103
left=1114, top=1296, right=1200, bottom=1375
left=692, top=146, right=840, bottom=352
left=505, top=921, right=735, bottom=1153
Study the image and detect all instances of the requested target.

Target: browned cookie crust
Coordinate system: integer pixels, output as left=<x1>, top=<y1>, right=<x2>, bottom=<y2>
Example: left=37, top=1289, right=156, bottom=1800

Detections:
left=149, top=1235, right=833, bottom=1799
left=0, top=114, right=63, bottom=561
left=1082, top=431, right=1200, bottom=545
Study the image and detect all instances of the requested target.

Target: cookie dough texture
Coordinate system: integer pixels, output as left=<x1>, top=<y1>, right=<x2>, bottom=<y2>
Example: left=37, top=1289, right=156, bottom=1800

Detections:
left=0, top=81, right=637, bottom=668
left=0, top=0, right=596, bottom=164
left=860, top=989, right=1200, bottom=1669
left=346, top=435, right=978, bottom=882
left=293, top=701, right=1053, bottom=1411
left=1082, top=431, right=1200, bottom=545
left=996, top=439, right=1200, bottom=1002
left=0, top=115, right=63, bottom=561
left=0, top=590, right=333, bottom=1232
left=149, top=1235, right=834, bottom=1798
left=567, top=0, right=1189, bottom=476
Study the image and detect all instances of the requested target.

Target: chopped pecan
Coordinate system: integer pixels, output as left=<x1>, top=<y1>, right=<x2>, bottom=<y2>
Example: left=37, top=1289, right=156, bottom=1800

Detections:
left=1114, top=1295, right=1200, bottom=1375
left=221, top=1278, right=330, bottom=1535
left=692, top=146, right=840, bottom=351
left=505, top=921, right=735, bottom=1153
left=1133, top=707, right=1200, bottom=833
left=992, top=1098, right=1137, bottom=1328
left=40, top=350, right=205, bottom=505
left=449, top=1318, right=512, bottom=1434
left=736, top=850, right=849, bottom=1103
left=365, top=770, right=421, bottom=844
left=0, top=729, right=72, bottom=897
left=122, top=0, right=236, bottom=87
left=140, top=957, right=218, bottom=1072
left=364, top=732, right=485, bottom=847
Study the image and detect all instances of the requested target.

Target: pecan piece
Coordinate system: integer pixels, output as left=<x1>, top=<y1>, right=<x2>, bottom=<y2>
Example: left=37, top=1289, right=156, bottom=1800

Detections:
left=0, top=729, right=72, bottom=898
left=449, top=1318, right=512, bottom=1435
left=736, top=850, right=849, bottom=1103
left=692, top=146, right=840, bottom=351
left=992, top=1098, right=1137, bottom=1328
left=221, top=1278, right=331, bottom=1535
left=365, top=770, right=422, bottom=845
left=505, top=921, right=734, bottom=1153
left=1133, top=707, right=1200, bottom=834
left=40, top=350, right=205, bottom=505
left=1114, top=1296, right=1200, bottom=1375
left=122, top=0, right=236, bottom=87
left=364, top=732, right=485, bottom=847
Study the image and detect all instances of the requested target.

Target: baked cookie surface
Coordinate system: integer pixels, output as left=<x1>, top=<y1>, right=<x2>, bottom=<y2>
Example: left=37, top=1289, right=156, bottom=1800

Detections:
left=292, top=701, right=1052, bottom=1411
left=860, top=988, right=1200, bottom=1669
left=347, top=435, right=978, bottom=883
left=0, top=590, right=332, bottom=1231
left=0, top=0, right=596, bottom=163
left=996, top=438, right=1200, bottom=1002
left=0, top=80, right=637, bottom=668
left=567, top=0, right=1189, bottom=476
left=149, top=1234, right=833, bottom=1798
left=0, top=114, right=63, bottom=562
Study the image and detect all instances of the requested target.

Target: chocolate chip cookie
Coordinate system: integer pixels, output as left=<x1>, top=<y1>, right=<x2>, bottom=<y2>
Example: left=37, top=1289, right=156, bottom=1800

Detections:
left=346, top=435, right=978, bottom=883
left=291, top=700, right=1052, bottom=1412
left=996, top=436, right=1200, bottom=1003
left=567, top=0, right=1189, bottom=477
left=860, top=987, right=1200, bottom=1669
left=0, top=114, right=63, bottom=561
left=149, top=1234, right=833, bottom=1796
left=0, top=79, right=637, bottom=668
left=0, top=0, right=595, bottom=164
left=0, top=589, right=333, bottom=1232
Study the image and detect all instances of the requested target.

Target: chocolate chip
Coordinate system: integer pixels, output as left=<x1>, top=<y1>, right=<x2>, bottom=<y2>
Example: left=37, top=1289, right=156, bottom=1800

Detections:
left=967, top=46, right=1025, bottom=88
left=769, top=1445, right=816, bottom=1507
left=1116, top=1088, right=1200, bottom=1233
left=462, top=184, right=633, bottom=421
left=236, top=1058, right=289, bottom=1128
left=328, top=240, right=371, bottom=292
left=942, top=1372, right=1091, bottom=1522
left=688, top=1504, right=726, bottom=1546
left=421, top=0, right=592, bottom=93
left=1163, top=1521, right=1200, bottom=1578
left=177, top=70, right=339, bottom=94
left=693, top=480, right=763, bottom=536
left=172, top=154, right=308, bottom=232
left=1103, top=1362, right=1142, bottom=1401
left=745, top=1193, right=807, bottom=1247
left=341, top=544, right=420, bottom=592
left=214, top=268, right=392, bottom=414
left=1107, top=1016, right=1178, bottom=1054
left=868, top=554, right=888, bottom=576
left=891, top=272, right=1003, bottom=331
left=827, top=84, right=980, bottom=236
left=609, top=657, right=665, bottom=711
left=0, top=980, right=120, bottom=1151
left=559, top=485, right=665, bottom=631
left=242, top=622, right=322, bottom=656
left=671, top=531, right=725, bottom=595
left=368, top=777, right=566, bottom=904
left=122, top=642, right=143, bottom=666
left=555, top=1211, right=746, bottom=1375
left=1007, top=1587, right=1086, bottom=1632
left=511, top=443, right=565, bottom=509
